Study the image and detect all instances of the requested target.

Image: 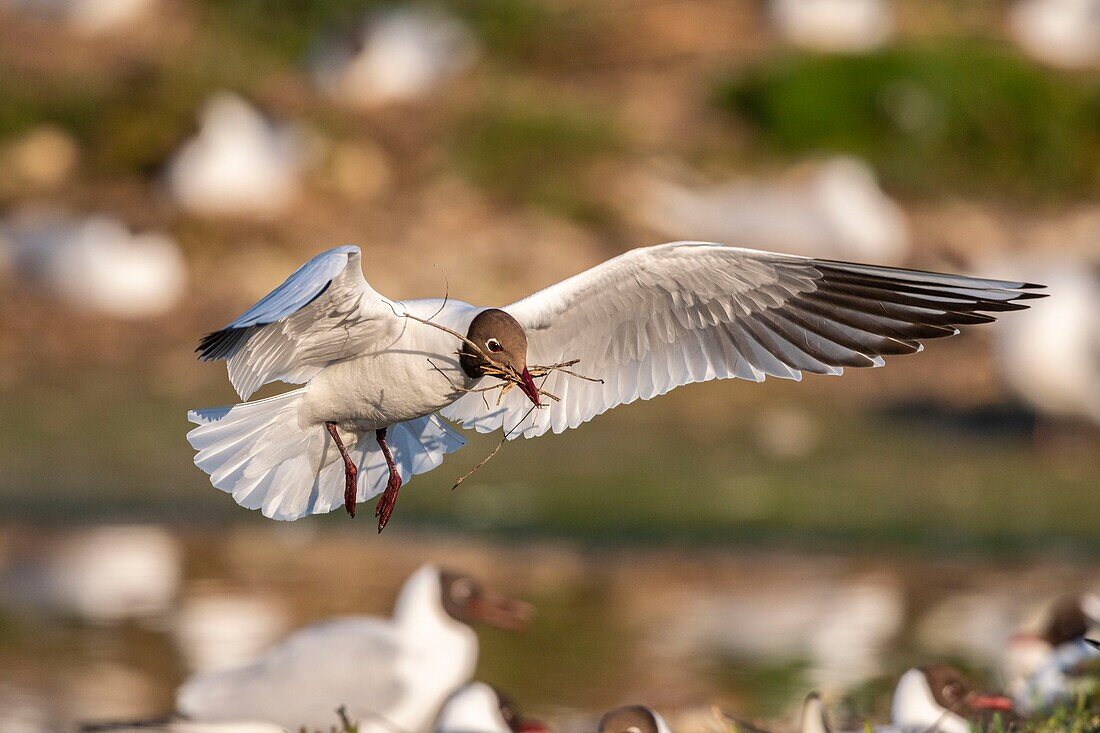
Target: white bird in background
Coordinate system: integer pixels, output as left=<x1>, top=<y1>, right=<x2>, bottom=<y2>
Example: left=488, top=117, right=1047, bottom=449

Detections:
left=0, top=525, right=181, bottom=624
left=176, top=565, right=532, bottom=732
left=801, top=666, right=1015, bottom=733
left=1010, top=0, right=1100, bottom=69
left=187, top=242, right=1043, bottom=531
left=434, top=683, right=544, bottom=733
left=167, top=92, right=303, bottom=219
left=1, top=209, right=187, bottom=319
left=636, top=159, right=910, bottom=265
left=770, top=0, right=894, bottom=53
left=313, top=5, right=480, bottom=109
left=1004, top=594, right=1100, bottom=713
left=598, top=705, right=674, bottom=733
left=170, top=590, right=289, bottom=673
left=994, top=257, right=1100, bottom=426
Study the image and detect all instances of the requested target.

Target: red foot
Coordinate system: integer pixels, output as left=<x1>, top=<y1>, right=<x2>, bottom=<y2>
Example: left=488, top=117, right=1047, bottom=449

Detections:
left=374, top=428, right=402, bottom=533
left=325, top=422, right=358, bottom=518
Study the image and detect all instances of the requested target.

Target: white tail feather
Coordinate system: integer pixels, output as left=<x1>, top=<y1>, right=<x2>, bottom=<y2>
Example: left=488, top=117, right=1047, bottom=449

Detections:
left=187, top=390, right=466, bottom=521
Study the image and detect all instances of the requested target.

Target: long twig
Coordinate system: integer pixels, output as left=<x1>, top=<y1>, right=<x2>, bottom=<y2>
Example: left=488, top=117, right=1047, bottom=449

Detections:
left=402, top=308, right=603, bottom=488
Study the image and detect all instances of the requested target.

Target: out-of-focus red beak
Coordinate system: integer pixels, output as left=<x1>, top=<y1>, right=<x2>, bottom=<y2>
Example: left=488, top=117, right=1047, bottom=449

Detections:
left=470, top=593, right=535, bottom=631
left=518, top=368, right=541, bottom=406
left=969, top=694, right=1014, bottom=712
left=518, top=720, right=549, bottom=733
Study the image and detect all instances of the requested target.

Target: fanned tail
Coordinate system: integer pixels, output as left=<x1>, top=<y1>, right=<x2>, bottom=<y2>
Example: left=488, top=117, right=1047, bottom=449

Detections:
left=187, top=392, right=466, bottom=521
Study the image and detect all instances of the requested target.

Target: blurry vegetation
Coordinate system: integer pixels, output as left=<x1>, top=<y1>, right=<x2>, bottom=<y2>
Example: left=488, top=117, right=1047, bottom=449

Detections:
left=452, top=98, right=622, bottom=221
left=716, top=42, right=1100, bottom=199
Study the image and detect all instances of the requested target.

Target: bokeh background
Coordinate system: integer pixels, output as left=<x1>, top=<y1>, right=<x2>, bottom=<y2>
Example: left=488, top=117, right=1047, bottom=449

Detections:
left=0, top=0, right=1098, bottom=730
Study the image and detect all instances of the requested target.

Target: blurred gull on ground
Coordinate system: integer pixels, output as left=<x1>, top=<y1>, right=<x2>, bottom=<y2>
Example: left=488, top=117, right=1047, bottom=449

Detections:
left=0, top=208, right=187, bottom=319
left=633, top=158, right=910, bottom=264
left=1, top=0, right=156, bottom=34
left=167, top=92, right=304, bottom=219
left=1010, top=0, right=1100, bottom=69
left=171, top=589, right=289, bottom=674
left=0, top=526, right=181, bottom=624
left=801, top=666, right=1014, bottom=733
left=770, top=0, right=893, bottom=53
left=664, top=574, right=904, bottom=691
left=176, top=565, right=531, bottom=731
left=991, top=254, right=1100, bottom=425
left=915, top=589, right=1022, bottom=666
left=1003, top=594, right=1100, bottom=713
left=312, top=5, right=480, bottom=109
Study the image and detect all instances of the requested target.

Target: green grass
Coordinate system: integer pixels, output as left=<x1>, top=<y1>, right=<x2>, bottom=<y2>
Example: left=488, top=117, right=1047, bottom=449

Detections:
left=715, top=41, right=1100, bottom=199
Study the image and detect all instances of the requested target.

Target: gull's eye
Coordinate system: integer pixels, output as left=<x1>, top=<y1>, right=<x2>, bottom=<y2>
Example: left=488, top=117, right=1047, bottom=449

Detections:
left=943, top=683, right=961, bottom=701
left=486, top=338, right=503, bottom=353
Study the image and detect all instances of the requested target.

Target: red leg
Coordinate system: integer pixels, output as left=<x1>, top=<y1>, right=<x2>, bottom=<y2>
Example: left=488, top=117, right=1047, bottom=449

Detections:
left=374, top=428, right=402, bottom=533
left=325, top=422, right=358, bottom=518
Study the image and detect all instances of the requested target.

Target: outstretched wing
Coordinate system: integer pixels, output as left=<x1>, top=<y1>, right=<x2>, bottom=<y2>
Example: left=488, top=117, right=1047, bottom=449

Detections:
left=197, top=245, right=397, bottom=400
left=442, top=242, right=1045, bottom=438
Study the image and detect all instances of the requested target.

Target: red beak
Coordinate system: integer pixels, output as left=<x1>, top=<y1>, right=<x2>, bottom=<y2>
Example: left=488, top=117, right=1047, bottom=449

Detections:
left=969, top=695, right=1014, bottom=712
left=518, top=368, right=541, bottom=406
left=470, top=593, right=535, bottom=631
left=518, top=721, right=548, bottom=733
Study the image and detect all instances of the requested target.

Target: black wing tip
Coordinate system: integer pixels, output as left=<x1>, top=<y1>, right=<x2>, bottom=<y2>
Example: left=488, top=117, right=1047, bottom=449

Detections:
left=196, top=326, right=251, bottom=361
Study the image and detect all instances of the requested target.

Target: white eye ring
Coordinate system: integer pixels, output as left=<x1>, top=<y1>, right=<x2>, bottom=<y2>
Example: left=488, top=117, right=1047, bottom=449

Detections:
left=486, top=338, right=503, bottom=353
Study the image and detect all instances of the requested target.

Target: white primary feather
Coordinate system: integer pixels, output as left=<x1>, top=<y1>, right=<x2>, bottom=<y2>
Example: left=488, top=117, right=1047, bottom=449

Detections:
left=443, top=242, right=1041, bottom=439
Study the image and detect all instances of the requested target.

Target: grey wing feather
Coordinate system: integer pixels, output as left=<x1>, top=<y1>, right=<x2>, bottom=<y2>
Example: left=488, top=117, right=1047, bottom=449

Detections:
left=443, top=242, right=1046, bottom=438
left=197, top=245, right=396, bottom=399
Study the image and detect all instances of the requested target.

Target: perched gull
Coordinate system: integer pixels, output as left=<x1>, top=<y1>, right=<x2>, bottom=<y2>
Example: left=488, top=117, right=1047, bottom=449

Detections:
left=1, top=209, right=187, bottom=319
left=312, top=5, right=479, bottom=109
left=994, top=258, right=1100, bottom=425
left=770, top=0, right=894, bottom=53
left=434, top=683, right=544, bottom=733
left=0, top=525, right=181, bottom=624
left=167, top=92, right=303, bottom=219
left=801, top=666, right=1014, bottom=733
left=598, top=706, right=673, bottom=733
left=635, top=159, right=910, bottom=264
left=187, top=242, right=1043, bottom=530
left=176, top=565, right=532, bottom=732
left=1010, top=0, right=1100, bottom=69
left=1004, top=594, right=1100, bottom=713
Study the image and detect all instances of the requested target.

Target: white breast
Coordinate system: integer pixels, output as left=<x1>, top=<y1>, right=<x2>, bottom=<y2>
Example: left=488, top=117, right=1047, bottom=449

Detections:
left=301, top=300, right=480, bottom=430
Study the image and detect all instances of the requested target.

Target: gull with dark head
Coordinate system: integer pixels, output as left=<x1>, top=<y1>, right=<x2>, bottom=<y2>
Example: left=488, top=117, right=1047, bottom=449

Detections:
left=188, top=242, right=1044, bottom=530
left=176, top=565, right=532, bottom=732
left=598, top=706, right=672, bottom=733
left=801, top=666, right=1014, bottom=733
left=434, top=683, right=545, bottom=733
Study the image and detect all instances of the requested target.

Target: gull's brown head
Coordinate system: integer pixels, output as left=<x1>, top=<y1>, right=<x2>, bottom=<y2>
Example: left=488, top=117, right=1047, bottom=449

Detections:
left=460, top=308, right=540, bottom=406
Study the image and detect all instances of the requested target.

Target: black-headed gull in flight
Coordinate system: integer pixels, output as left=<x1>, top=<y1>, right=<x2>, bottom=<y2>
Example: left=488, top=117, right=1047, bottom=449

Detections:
left=175, top=565, right=532, bottom=732
left=188, top=242, right=1044, bottom=530
left=801, top=666, right=1014, bottom=733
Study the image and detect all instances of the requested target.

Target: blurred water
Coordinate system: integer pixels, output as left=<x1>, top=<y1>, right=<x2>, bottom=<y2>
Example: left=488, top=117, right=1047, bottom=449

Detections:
left=0, top=525, right=1097, bottom=731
